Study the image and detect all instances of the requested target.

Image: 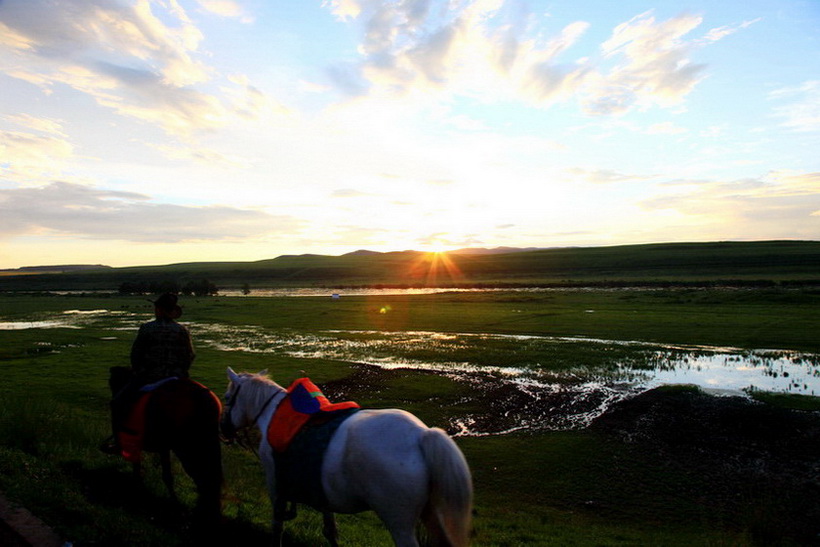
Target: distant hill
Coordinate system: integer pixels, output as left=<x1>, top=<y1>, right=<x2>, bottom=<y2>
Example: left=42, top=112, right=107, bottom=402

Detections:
left=0, top=264, right=111, bottom=276
left=1, top=241, right=818, bottom=291
left=451, top=246, right=545, bottom=255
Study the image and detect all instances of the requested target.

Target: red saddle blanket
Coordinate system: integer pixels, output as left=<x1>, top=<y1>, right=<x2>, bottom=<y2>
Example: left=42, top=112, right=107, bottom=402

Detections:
left=119, top=392, right=151, bottom=463
left=117, top=378, right=216, bottom=463
left=267, top=377, right=360, bottom=453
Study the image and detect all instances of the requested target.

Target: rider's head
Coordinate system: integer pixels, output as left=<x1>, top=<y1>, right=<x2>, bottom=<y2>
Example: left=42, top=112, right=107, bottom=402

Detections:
left=153, top=293, right=182, bottom=319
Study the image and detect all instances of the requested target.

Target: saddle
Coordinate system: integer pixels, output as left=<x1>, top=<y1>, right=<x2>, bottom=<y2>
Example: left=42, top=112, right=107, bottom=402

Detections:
left=117, top=377, right=215, bottom=462
left=267, top=378, right=360, bottom=509
left=267, top=377, right=360, bottom=453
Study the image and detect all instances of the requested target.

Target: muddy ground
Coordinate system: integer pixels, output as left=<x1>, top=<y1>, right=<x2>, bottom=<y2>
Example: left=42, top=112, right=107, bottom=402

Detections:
left=327, top=365, right=820, bottom=544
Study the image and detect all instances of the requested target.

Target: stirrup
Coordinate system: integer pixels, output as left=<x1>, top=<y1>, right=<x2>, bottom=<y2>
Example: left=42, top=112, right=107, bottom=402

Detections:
left=99, top=435, right=121, bottom=455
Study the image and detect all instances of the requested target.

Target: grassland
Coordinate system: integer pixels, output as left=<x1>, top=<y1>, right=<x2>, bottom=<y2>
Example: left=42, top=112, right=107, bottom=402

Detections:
left=2, top=240, right=819, bottom=291
left=0, top=289, right=818, bottom=545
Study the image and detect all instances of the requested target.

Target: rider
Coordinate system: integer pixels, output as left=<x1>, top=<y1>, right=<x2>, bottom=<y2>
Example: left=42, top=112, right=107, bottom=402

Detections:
left=101, top=293, right=195, bottom=453
left=129, top=292, right=195, bottom=383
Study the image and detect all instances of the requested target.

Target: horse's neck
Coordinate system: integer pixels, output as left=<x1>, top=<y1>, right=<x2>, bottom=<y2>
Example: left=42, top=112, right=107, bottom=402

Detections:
left=248, top=381, right=285, bottom=433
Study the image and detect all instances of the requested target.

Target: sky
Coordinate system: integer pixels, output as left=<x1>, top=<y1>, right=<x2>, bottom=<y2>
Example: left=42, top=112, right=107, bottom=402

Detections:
left=0, top=0, right=818, bottom=268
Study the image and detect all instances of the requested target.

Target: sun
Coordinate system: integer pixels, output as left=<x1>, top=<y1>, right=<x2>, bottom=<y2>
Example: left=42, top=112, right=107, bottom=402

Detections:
left=406, top=250, right=463, bottom=285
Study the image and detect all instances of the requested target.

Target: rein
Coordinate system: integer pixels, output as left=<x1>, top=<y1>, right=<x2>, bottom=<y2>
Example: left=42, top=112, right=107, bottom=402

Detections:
left=222, top=382, right=286, bottom=457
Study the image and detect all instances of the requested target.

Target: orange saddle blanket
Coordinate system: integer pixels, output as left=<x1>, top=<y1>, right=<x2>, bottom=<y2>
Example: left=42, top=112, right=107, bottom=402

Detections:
left=267, top=377, right=360, bottom=453
left=116, top=378, right=216, bottom=463
left=118, top=392, right=151, bottom=463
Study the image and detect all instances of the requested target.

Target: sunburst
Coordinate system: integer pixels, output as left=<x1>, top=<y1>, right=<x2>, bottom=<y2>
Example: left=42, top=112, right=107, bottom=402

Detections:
left=408, top=251, right=463, bottom=285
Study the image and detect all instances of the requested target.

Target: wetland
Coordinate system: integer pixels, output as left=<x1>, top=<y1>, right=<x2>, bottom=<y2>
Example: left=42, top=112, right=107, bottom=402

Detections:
left=0, top=289, right=818, bottom=545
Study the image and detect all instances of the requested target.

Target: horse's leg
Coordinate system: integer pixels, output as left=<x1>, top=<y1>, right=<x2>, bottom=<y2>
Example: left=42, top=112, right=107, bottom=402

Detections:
left=421, top=503, right=451, bottom=547
left=159, top=449, right=178, bottom=504
left=271, top=497, right=287, bottom=547
left=384, top=524, right=420, bottom=547
left=322, top=511, right=339, bottom=547
left=131, top=461, right=143, bottom=480
left=174, top=439, right=222, bottom=523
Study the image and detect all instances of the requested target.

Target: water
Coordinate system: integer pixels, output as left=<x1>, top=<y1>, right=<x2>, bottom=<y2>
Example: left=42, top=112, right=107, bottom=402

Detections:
left=2, top=308, right=817, bottom=435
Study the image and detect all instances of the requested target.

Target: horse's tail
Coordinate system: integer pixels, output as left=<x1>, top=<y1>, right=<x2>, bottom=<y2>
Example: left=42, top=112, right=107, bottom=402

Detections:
left=420, top=427, right=473, bottom=547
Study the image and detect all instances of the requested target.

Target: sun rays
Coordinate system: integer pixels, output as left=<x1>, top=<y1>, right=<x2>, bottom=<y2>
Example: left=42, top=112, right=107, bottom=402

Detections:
left=408, top=251, right=464, bottom=285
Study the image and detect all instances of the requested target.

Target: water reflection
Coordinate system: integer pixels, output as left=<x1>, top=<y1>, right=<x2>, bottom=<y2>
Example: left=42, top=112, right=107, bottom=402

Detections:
left=2, top=308, right=818, bottom=435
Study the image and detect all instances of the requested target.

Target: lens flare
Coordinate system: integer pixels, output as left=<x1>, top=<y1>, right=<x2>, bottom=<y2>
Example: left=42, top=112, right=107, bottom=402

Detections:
left=408, top=251, right=464, bottom=285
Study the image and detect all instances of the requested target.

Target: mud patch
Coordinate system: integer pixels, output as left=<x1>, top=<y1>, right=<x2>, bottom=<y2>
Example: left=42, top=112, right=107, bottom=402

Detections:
left=589, top=387, right=820, bottom=544
left=323, top=364, right=632, bottom=436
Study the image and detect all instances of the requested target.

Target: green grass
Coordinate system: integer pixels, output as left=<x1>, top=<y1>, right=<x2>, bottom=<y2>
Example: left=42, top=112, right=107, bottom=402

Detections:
left=2, top=240, right=819, bottom=291
left=0, top=291, right=817, bottom=545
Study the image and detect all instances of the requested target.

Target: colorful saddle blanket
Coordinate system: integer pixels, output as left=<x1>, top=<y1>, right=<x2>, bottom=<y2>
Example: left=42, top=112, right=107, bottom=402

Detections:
left=267, top=377, right=360, bottom=453
left=267, top=378, right=360, bottom=509
left=117, top=377, right=213, bottom=463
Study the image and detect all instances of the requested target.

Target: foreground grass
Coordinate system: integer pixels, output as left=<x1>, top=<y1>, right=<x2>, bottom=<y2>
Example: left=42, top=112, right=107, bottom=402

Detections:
left=0, top=291, right=817, bottom=545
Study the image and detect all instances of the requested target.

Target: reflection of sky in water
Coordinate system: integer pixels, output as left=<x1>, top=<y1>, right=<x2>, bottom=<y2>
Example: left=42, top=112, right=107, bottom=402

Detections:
left=624, top=352, right=818, bottom=396
left=192, top=324, right=820, bottom=397
left=2, top=310, right=817, bottom=396
left=2, top=309, right=818, bottom=431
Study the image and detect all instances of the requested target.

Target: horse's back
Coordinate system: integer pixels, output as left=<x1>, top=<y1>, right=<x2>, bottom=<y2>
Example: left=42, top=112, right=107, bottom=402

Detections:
left=321, top=409, right=432, bottom=512
left=147, top=379, right=222, bottom=445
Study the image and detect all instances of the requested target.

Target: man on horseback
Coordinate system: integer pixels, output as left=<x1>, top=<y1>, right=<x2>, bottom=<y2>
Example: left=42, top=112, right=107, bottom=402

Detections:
left=101, top=293, right=196, bottom=454
left=130, top=292, right=195, bottom=383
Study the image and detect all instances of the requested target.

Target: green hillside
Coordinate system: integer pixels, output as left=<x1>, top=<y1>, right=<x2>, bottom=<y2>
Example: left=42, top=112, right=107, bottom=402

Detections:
left=2, top=240, right=819, bottom=291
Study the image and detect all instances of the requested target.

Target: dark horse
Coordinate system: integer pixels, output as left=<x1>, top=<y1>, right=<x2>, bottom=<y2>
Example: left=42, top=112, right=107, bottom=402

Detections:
left=109, top=366, right=223, bottom=525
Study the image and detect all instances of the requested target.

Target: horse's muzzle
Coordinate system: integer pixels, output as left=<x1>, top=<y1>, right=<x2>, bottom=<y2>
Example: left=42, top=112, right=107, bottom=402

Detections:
left=220, top=412, right=238, bottom=443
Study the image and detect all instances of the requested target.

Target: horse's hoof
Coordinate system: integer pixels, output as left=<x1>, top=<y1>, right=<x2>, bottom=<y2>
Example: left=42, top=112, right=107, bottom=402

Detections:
left=99, top=437, right=121, bottom=455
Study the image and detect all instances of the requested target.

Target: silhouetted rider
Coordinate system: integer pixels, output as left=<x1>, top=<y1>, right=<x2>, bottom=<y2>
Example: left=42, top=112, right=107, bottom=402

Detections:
left=101, top=293, right=195, bottom=454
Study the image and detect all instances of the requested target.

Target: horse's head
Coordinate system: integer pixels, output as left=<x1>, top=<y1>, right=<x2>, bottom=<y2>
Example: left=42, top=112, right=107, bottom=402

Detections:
left=221, top=367, right=282, bottom=441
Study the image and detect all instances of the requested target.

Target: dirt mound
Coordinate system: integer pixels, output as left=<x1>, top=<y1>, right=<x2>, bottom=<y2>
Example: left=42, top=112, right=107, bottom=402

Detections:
left=591, top=386, right=820, bottom=544
left=591, top=386, right=820, bottom=460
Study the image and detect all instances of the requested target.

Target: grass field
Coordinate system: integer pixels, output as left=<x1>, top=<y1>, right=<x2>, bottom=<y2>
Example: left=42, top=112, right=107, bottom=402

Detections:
left=2, top=240, right=819, bottom=291
left=0, top=290, right=818, bottom=545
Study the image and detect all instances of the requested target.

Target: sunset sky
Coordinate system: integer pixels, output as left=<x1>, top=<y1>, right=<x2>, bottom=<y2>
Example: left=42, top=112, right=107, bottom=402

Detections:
left=1, top=0, right=818, bottom=268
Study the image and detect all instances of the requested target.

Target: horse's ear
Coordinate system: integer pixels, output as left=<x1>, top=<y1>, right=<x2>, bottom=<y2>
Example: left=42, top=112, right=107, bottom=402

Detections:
left=227, top=367, right=240, bottom=383
left=259, top=369, right=269, bottom=377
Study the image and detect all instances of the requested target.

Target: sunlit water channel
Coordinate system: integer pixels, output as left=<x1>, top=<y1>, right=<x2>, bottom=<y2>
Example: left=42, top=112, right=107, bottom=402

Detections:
left=2, top=308, right=818, bottom=435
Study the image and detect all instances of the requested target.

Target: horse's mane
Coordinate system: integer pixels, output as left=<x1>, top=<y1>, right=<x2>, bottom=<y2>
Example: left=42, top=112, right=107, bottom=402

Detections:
left=236, top=372, right=284, bottom=411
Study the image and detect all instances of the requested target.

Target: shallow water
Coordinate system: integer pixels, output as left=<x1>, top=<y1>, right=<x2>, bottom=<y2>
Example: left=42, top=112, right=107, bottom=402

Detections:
left=3, top=308, right=818, bottom=435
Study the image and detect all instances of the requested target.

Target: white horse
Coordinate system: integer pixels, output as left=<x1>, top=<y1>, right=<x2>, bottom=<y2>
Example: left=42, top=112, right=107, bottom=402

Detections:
left=221, top=368, right=473, bottom=547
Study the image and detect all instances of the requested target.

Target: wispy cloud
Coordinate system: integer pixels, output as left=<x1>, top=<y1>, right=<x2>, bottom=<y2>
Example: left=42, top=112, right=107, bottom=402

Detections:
left=322, top=3, right=731, bottom=116
left=567, top=167, right=656, bottom=184
left=196, top=0, right=253, bottom=23
left=0, top=129, right=75, bottom=183
left=0, top=0, right=270, bottom=137
left=642, top=171, right=820, bottom=238
left=769, top=80, right=820, bottom=132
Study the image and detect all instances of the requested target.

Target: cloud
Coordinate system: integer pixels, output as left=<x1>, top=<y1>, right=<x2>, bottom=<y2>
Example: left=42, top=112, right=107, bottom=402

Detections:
left=4, top=114, right=67, bottom=137
left=324, top=3, right=727, bottom=117
left=646, top=121, right=687, bottom=135
left=0, top=181, right=302, bottom=242
left=702, top=18, right=761, bottom=43
left=331, top=188, right=371, bottom=198
left=567, top=167, right=654, bottom=184
left=583, top=11, right=707, bottom=115
left=641, top=171, right=820, bottom=238
left=0, top=129, right=75, bottom=183
left=196, top=0, right=253, bottom=22
left=769, top=80, right=820, bottom=132
left=0, top=0, right=272, bottom=137
left=149, top=143, right=254, bottom=169
left=324, top=4, right=758, bottom=120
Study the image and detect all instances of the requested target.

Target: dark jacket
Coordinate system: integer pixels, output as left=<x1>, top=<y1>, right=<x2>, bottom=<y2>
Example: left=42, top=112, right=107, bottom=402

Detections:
left=130, top=317, right=195, bottom=383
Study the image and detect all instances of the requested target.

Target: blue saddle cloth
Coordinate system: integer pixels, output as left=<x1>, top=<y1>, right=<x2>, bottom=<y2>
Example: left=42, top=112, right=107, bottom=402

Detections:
left=274, top=408, right=359, bottom=510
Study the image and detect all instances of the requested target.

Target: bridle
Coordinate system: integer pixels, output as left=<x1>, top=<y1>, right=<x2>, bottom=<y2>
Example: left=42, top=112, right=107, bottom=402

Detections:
left=221, top=381, right=286, bottom=452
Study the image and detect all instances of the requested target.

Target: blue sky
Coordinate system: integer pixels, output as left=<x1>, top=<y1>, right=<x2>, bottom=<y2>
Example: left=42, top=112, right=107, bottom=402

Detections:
left=0, top=0, right=818, bottom=268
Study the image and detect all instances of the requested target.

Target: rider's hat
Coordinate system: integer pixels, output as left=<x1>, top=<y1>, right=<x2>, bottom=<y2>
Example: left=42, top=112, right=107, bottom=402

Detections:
left=153, top=293, right=182, bottom=318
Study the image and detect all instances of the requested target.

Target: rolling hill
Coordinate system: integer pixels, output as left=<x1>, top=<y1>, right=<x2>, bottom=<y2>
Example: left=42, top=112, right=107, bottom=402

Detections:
left=1, top=241, right=819, bottom=292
